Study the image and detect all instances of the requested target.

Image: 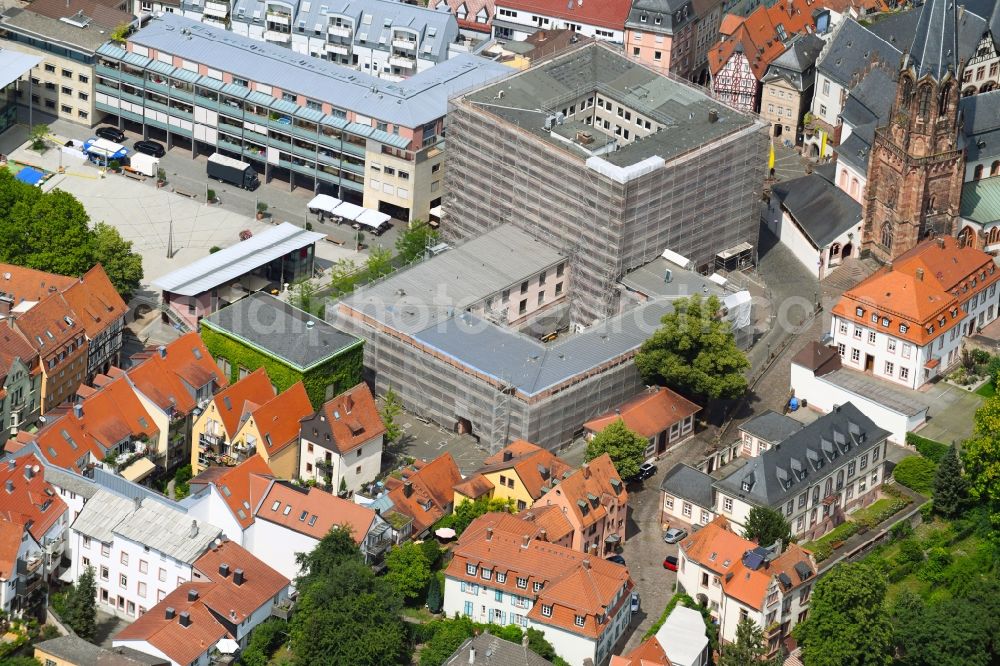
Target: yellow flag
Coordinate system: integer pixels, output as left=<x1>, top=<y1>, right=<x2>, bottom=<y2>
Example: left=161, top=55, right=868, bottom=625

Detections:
left=768, top=138, right=775, bottom=171
left=820, top=130, right=827, bottom=157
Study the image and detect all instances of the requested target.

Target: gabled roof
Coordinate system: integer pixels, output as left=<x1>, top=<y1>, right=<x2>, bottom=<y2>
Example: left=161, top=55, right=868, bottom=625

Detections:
left=71, top=375, right=160, bottom=451
left=536, top=453, right=626, bottom=529
left=302, top=382, right=385, bottom=455
left=444, top=632, right=554, bottom=666
left=771, top=172, right=861, bottom=249
left=709, top=0, right=814, bottom=79
left=0, top=452, right=68, bottom=542
left=584, top=387, right=701, bottom=439
left=903, top=0, right=957, bottom=81
left=476, top=440, right=573, bottom=502
left=249, top=382, right=313, bottom=457
left=127, top=333, right=226, bottom=414
left=453, top=473, right=495, bottom=501
left=190, top=455, right=275, bottom=529
left=893, top=236, right=999, bottom=293
left=192, top=539, right=290, bottom=623
left=0, top=264, right=75, bottom=306
left=738, top=410, right=803, bottom=443
left=0, top=515, right=25, bottom=580
left=208, top=368, right=275, bottom=438
left=660, top=463, right=714, bottom=511
left=58, top=265, right=128, bottom=341
left=714, top=403, right=890, bottom=507
left=495, top=0, right=631, bottom=31
left=254, top=481, right=376, bottom=542
left=817, top=17, right=900, bottom=88
left=384, top=453, right=462, bottom=534
left=13, top=293, right=81, bottom=359
left=0, top=321, right=38, bottom=376
left=610, top=635, right=669, bottom=666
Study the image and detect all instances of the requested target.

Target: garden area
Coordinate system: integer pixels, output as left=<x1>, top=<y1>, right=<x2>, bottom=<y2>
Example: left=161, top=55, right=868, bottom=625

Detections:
left=800, top=485, right=913, bottom=562
left=944, top=346, right=1000, bottom=396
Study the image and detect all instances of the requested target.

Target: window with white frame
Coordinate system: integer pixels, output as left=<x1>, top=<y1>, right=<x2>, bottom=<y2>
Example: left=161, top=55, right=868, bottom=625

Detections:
left=838, top=343, right=846, bottom=357
left=900, top=367, right=910, bottom=380
left=574, top=615, right=585, bottom=627
left=868, top=331, right=877, bottom=344
left=887, top=339, right=896, bottom=353
left=854, top=327, right=863, bottom=339
left=902, top=343, right=912, bottom=358
left=517, top=577, right=527, bottom=589
left=885, top=361, right=894, bottom=375
left=497, top=572, right=506, bottom=583
left=664, top=495, right=674, bottom=510
left=851, top=349, right=860, bottom=363
left=682, top=502, right=692, bottom=517
left=542, top=605, right=552, bottom=617
left=466, top=563, right=476, bottom=576
left=723, top=497, right=733, bottom=512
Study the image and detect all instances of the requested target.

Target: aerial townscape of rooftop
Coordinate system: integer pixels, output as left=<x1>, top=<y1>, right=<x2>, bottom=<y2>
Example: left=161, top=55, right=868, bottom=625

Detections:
left=0, top=0, right=999, bottom=663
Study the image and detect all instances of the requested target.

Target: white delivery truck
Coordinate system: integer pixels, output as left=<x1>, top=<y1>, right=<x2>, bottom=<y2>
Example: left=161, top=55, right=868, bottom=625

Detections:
left=129, top=152, right=159, bottom=177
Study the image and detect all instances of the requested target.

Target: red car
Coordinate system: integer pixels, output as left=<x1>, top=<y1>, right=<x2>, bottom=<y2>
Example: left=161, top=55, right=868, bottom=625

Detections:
left=663, top=555, right=679, bottom=571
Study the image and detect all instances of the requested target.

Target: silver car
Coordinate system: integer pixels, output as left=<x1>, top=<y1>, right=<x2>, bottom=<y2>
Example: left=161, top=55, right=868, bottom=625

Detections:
left=663, top=527, right=688, bottom=544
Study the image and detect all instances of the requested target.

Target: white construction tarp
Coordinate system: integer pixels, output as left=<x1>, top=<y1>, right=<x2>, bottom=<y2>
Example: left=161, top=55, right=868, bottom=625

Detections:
left=307, top=193, right=341, bottom=214
left=356, top=208, right=391, bottom=230
left=723, top=290, right=753, bottom=330
left=333, top=201, right=365, bottom=221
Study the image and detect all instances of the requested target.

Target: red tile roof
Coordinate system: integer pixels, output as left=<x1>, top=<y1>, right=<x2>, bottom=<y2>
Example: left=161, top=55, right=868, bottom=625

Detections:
left=254, top=482, right=376, bottom=542
left=584, top=387, right=701, bottom=439
left=0, top=516, right=23, bottom=580
left=250, top=382, right=313, bottom=457
left=127, top=334, right=225, bottom=415
left=13, top=294, right=82, bottom=360
left=385, top=453, right=462, bottom=534
left=0, top=322, right=39, bottom=379
left=58, top=265, right=128, bottom=341
left=495, top=0, right=630, bottom=30
left=306, top=383, right=386, bottom=455
left=0, top=265, right=75, bottom=305
left=709, top=0, right=814, bottom=79
left=72, top=376, right=159, bottom=450
left=0, top=453, right=67, bottom=543
left=476, top=440, right=573, bottom=502
left=453, top=473, right=495, bottom=501
left=535, top=453, right=626, bottom=531
left=434, top=0, right=494, bottom=33
left=192, top=539, right=289, bottom=623
left=190, top=455, right=275, bottom=530
left=448, top=513, right=633, bottom=638
left=210, top=369, right=274, bottom=438
left=610, top=636, right=670, bottom=666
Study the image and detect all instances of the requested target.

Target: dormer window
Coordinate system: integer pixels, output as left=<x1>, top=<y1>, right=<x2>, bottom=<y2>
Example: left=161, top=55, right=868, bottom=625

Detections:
left=481, top=568, right=492, bottom=580
left=640, top=13, right=647, bottom=21
left=574, top=615, right=585, bottom=627
left=467, top=563, right=477, bottom=575
left=497, top=572, right=507, bottom=583
left=871, top=313, right=878, bottom=323
left=533, top=582, right=543, bottom=592
left=899, top=323, right=909, bottom=333
left=881, top=317, right=890, bottom=326
left=654, top=15, right=661, bottom=24
left=542, top=605, right=553, bottom=617
left=741, top=480, right=752, bottom=492
left=856, top=307, right=864, bottom=317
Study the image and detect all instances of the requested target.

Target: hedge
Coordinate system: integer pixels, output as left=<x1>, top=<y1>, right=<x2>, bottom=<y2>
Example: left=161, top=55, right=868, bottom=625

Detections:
left=200, top=325, right=364, bottom=409
left=893, top=456, right=937, bottom=495
left=803, top=521, right=861, bottom=562
left=905, top=433, right=949, bottom=462
left=644, top=592, right=694, bottom=640
left=852, top=496, right=911, bottom=530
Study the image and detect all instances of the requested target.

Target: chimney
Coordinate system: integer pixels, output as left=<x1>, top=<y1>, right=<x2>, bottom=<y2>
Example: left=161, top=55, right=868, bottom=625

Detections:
left=233, top=568, right=245, bottom=585
left=936, top=237, right=945, bottom=249
left=916, top=268, right=924, bottom=281
left=165, top=607, right=176, bottom=620
left=403, top=481, right=413, bottom=497
left=5, top=480, right=13, bottom=493
left=189, top=520, right=199, bottom=538
left=219, top=563, right=230, bottom=577
left=486, top=527, right=494, bottom=541
left=582, top=558, right=591, bottom=569
left=0, top=295, right=12, bottom=317
left=469, top=647, right=476, bottom=664
left=708, top=109, right=719, bottom=123
left=133, top=496, right=143, bottom=510
left=158, top=345, right=166, bottom=359
left=502, top=449, right=513, bottom=462
left=73, top=404, right=83, bottom=419
left=24, top=465, right=33, bottom=480
left=521, top=534, right=530, bottom=548
left=539, top=529, right=547, bottom=541
left=6, top=460, right=13, bottom=470
left=786, top=0, right=793, bottom=16
left=524, top=511, right=534, bottom=522
left=582, top=463, right=591, bottom=479
left=187, top=588, right=199, bottom=602
left=229, top=609, right=237, bottom=621
left=178, top=611, right=191, bottom=627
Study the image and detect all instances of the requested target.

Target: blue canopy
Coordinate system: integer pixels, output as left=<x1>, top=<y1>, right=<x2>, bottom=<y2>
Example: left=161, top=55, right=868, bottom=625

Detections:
left=15, top=167, right=44, bottom=186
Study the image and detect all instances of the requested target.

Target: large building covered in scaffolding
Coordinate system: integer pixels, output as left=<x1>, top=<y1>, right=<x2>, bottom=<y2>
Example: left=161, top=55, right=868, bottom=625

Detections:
left=443, top=41, right=769, bottom=326
left=333, top=225, right=733, bottom=453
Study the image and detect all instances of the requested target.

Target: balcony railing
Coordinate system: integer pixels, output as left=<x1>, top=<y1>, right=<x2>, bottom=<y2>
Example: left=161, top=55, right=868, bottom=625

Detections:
left=392, top=38, right=417, bottom=50
left=328, top=24, right=352, bottom=37
left=204, top=0, right=229, bottom=18
left=326, top=43, right=351, bottom=56
left=389, top=55, right=416, bottom=68
left=265, top=29, right=292, bottom=43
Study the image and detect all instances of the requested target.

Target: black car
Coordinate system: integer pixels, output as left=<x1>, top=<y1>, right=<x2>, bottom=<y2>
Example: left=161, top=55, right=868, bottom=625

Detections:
left=626, top=462, right=657, bottom=483
left=606, top=554, right=626, bottom=566
left=134, top=140, right=165, bottom=157
left=95, top=126, right=126, bottom=143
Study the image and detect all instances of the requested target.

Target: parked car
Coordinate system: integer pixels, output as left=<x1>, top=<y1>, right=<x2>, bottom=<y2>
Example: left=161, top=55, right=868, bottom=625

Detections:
left=134, top=140, right=165, bottom=157
left=606, top=554, right=626, bottom=566
left=663, top=555, right=679, bottom=571
left=626, top=461, right=658, bottom=483
left=663, top=527, right=688, bottom=544
left=95, top=126, right=126, bottom=143
left=630, top=592, right=640, bottom=613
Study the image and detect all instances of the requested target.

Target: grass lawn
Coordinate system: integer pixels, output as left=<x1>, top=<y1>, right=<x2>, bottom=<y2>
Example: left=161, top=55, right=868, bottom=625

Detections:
left=268, top=641, right=295, bottom=665
left=401, top=606, right=436, bottom=623
left=976, top=381, right=997, bottom=398
left=853, top=498, right=901, bottom=523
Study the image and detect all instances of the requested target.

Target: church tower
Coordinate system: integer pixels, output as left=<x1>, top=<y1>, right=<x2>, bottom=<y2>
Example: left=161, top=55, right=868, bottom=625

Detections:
left=861, top=0, right=966, bottom=262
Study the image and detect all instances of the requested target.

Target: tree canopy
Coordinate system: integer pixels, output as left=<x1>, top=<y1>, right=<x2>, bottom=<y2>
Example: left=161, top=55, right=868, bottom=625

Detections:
left=65, top=565, right=97, bottom=641
left=395, top=221, right=439, bottom=263
left=794, top=560, right=892, bottom=666
left=437, top=496, right=516, bottom=536
left=384, top=541, right=433, bottom=604
left=742, top=506, right=793, bottom=549
left=962, top=395, right=1000, bottom=538
left=0, top=170, right=143, bottom=298
left=634, top=294, right=749, bottom=404
left=933, top=444, right=967, bottom=518
left=585, top=420, right=647, bottom=480
left=719, top=616, right=782, bottom=666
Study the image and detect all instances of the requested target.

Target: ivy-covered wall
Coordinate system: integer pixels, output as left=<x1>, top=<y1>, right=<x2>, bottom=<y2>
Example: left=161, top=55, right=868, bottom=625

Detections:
left=200, top=326, right=364, bottom=410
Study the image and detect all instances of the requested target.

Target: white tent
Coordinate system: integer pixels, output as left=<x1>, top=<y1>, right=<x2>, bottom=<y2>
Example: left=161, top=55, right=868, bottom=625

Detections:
left=356, top=208, right=391, bottom=230
left=332, top=201, right=365, bottom=221
left=307, top=193, right=341, bottom=214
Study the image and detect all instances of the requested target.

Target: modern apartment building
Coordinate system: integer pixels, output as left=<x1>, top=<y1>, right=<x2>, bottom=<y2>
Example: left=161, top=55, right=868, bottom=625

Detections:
left=93, top=12, right=510, bottom=221
left=0, top=0, right=134, bottom=126
left=443, top=41, right=767, bottom=325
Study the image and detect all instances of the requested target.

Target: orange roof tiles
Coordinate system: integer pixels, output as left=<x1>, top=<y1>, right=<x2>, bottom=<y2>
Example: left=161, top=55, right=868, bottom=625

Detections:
left=448, top=513, right=633, bottom=638
left=127, top=334, right=225, bottom=415
left=894, top=236, right=998, bottom=293
left=584, top=387, right=701, bottom=439
left=0, top=453, right=67, bottom=543
left=497, top=0, right=631, bottom=30
left=58, top=265, right=128, bottom=341
left=385, top=453, right=462, bottom=534
left=255, top=482, right=376, bottom=542
left=0, top=265, right=75, bottom=305
left=192, top=540, right=289, bottom=623
left=679, top=516, right=750, bottom=575
left=191, top=455, right=275, bottom=530
left=13, top=294, right=82, bottom=360
left=536, top=454, right=626, bottom=530
left=0, top=516, right=23, bottom=580
left=304, top=383, right=385, bottom=455
left=0, top=323, right=38, bottom=378
left=478, top=440, right=573, bottom=502
left=251, top=382, right=313, bottom=456
left=73, top=376, right=159, bottom=450
left=610, top=636, right=670, bottom=666
left=709, top=0, right=814, bottom=79
left=210, top=369, right=274, bottom=438
left=453, top=473, right=495, bottom=501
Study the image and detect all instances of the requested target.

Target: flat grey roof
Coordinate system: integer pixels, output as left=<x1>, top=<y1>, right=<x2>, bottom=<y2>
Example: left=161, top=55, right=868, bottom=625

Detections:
left=0, top=45, right=41, bottom=89
left=1, top=7, right=112, bottom=52
left=204, top=292, right=362, bottom=370
left=738, top=410, right=803, bottom=443
left=823, top=368, right=931, bottom=417
left=124, top=12, right=511, bottom=128
left=660, top=463, right=714, bottom=510
left=620, top=256, right=726, bottom=300
left=460, top=42, right=762, bottom=168
left=152, top=222, right=325, bottom=297
left=342, top=225, right=565, bottom=334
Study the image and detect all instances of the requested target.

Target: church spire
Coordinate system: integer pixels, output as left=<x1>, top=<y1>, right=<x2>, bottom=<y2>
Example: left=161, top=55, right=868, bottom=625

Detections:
left=904, top=0, right=959, bottom=80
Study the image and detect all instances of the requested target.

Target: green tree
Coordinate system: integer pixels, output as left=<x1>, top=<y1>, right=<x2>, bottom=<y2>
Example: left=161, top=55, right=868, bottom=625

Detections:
left=238, top=618, right=287, bottom=666
left=742, top=506, right=793, bottom=549
left=395, top=221, right=439, bottom=263
left=933, top=443, right=967, bottom=518
left=29, top=123, right=48, bottom=151
left=719, top=616, right=782, bottom=666
left=289, top=279, right=324, bottom=318
left=92, top=222, right=143, bottom=300
left=425, top=573, right=443, bottom=613
left=365, top=245, right=393, bottom=279
left=893, top=455, right=938, bottom=495
left=441, top=496, right=516, bottom=535
left=634, top=293, right=750, bottom=404
left=110, top=22, right=130, bottom=43
left=525, top=629, right=570, bottom=666
left=380, top=387, right=403, bottom=444
left=973, top=394, right=1000, bottom=435
left=384, top=542, right=432, bottom=604
left=66, top=565, right=97, bottom=641
left=891, top=591, right=992, bottom=666
left=418, top=618, right=476, bottom=666
left=794, top=560, right=892, bottom=666
left=0, top=658, right=43, bottom=666
left=295, top=526, right=362, bottom=589
left=584, top=420, right=647, bottom=480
